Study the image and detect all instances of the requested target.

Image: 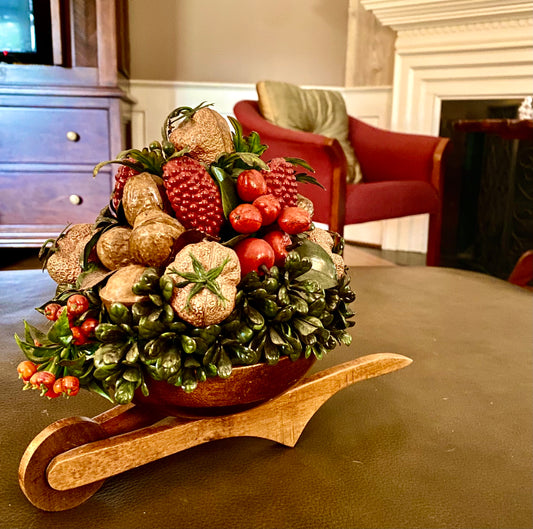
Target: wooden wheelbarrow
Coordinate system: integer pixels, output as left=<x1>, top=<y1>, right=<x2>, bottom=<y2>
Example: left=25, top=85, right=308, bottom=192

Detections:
left=19, top=352, right=412, bottom=511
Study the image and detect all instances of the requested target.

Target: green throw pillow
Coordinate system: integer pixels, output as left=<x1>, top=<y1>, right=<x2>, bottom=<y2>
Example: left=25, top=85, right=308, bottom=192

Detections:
left=257, top=80, right=362, bottom=183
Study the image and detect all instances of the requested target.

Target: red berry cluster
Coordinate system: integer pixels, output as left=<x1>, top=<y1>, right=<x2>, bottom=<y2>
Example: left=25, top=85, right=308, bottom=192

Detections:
left=17, top=293, right=98, bottom=399
left=228, top=168, right=311, bottom=277
left=262, top=157, right=299, bottom=209
left=44, top=294, right=99, bottom=346
left=17, top=362, right=80, bottom=399
left=162, top=157, right=225, bottom=237
left=111, top=158, right=140, bottom=210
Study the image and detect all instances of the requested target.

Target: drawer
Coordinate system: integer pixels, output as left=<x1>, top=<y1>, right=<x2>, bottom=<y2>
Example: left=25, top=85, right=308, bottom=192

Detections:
left=0, top=106, right=110, bottom=164
left=0, top=171, right=112, bottom=225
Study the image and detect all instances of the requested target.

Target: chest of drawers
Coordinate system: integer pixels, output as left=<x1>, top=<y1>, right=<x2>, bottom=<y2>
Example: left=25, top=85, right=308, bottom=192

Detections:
left=0, top=91, right=130, bottom=247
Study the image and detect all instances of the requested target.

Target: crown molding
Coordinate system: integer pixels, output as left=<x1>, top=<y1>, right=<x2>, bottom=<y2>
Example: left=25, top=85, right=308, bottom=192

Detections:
left=360, top=0, right=533, bottom=29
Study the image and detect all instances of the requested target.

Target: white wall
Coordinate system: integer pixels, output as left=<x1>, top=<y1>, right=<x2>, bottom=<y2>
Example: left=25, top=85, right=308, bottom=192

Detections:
left=128, top=0, right=349, bottom=87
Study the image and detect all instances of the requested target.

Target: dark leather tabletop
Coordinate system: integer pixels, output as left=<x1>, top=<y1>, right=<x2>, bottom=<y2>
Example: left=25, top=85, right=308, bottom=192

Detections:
left=1, top=267, right=531, bottom=528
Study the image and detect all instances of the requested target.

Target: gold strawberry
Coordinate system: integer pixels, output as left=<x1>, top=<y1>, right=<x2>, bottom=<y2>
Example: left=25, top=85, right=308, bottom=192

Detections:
left=163, top=102, right=234, bottom=165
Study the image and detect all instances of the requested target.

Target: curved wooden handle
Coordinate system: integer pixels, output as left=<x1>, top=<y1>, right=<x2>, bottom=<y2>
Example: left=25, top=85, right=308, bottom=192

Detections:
left=46, top=353, right=412, bottom=492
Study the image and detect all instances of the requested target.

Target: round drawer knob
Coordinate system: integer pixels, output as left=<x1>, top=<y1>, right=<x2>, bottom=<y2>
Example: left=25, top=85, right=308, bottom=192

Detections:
left=66, top=131, right=80, bottom=142
left=69, top=194, right=83, bottom=205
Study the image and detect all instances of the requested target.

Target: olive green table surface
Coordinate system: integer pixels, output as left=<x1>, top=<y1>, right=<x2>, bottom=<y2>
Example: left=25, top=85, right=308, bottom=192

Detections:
left=1, top=267, right=531, bottom=528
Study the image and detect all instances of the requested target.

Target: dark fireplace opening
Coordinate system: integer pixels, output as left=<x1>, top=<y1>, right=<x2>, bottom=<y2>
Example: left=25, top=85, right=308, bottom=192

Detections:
left=438, top=98, right=532, bottom=279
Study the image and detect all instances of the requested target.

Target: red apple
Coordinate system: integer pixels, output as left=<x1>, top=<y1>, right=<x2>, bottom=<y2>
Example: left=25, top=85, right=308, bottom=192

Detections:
left=229, top=203, right=262, bottom=233
left=277, top=206, right=311, bottom=234
left=263, top=230, right=292, bottom=267
left=253, top=194, right=282, bottom=225
left=234, top=237, right=275, bottom=277
left=236, top=169, right=268, bottom=202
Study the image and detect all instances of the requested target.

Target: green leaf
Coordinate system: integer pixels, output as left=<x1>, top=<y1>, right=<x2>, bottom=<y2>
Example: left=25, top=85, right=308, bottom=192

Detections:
left=14, top=334, right=60, bottom=363
left=269, top=327, right=286, bottom=346
left=217, top=349, right=232, bottom=378
left=264, top=340, right=280, bottom=365
left=48, top=310, right=73, bottom=346
left=236, top=152, right=269, bottom=170
left=295, top=173, right=325, bottom=189
left=114, top=378, right=136, bottom=404
left=285, top=157, right=314, bottom=172
left=293, top=318, right=319, bottom=337
left=210, top=165, right=240, bottom=218
left=293, top=240, right=338, bottom=289
left=86, top=380, right=114, bottom=402
left=23, top=320, right=52, bottom=346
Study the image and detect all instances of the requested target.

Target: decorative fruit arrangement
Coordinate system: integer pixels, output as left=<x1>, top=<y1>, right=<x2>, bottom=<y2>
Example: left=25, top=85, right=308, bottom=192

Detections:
left=15, top=102, right=355, bottom=405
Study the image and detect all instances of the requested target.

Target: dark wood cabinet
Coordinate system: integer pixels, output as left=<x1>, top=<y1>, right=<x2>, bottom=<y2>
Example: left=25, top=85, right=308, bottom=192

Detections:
left=0, top=0, right=132, bottom=247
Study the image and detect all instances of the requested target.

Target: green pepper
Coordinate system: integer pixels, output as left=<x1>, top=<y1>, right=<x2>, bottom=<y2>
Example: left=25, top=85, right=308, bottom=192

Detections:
left=159, top=275, right=175, bottom=301
left=232, top=344, right=259, bottom=365
left=125, top=342, right=140, bottom=363
left=308, top=297, right=326, bottom=317
left=131, top=301, right=154, bottom=323
left=93, top=363, right=120, bottom=380
left=277, top=285, right=290, bottom=305
left=149, top=294, right=164, bottom=307
left=160, top=303, right=175, bottom=323
left=244, top=305, right=264, bottom=330
left=138, top=314, right=167, bottom=340
left=94, top=343, right=128, bottom=367
left=132, top=267, right=160, bottom=295
left=257, top=298, right=279, bottom=318
left=195, top=367, right=207, bottom=383
left=216, top=349, right=232, bottom=379
left=122, top=367, right=141, bottom=383
left=108, top=303, right=131, bottom=325
left=273, top=306, right=294, bottom=322
left=290, top=295, right=308, bottom=315
left=162, top=140, right=176, bottom=157
left=95, top=323, right=128, bottom=343
left=156, top=348, right=181, bottom=379
left=114, top=378, right=136, bottom=404
left=181, top=368, right=198, bottom=393
left=263, top=340, right=280, bottom=365
left=236, top=324, right=253, bottom=344
left=180, top=335, right=196, bottom=354
left=262, top=276, right=279, bottom=293
left=325, top=292, right=340, bottom=311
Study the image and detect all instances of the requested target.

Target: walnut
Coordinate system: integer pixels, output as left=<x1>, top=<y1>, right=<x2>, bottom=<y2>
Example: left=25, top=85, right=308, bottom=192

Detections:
left=45, top=224, right=94, bottom=285
left=164, top=241, right=240, bottom=327
left=96, top=226, right=135, bottom=270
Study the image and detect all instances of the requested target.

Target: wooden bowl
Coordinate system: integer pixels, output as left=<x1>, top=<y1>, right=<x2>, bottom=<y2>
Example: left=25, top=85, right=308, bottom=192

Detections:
left=133, top=356, right=316, bottom=418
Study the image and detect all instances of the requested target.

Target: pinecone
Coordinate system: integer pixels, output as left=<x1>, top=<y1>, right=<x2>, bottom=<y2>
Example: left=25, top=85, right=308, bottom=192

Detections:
left=262, top=158, right=298, bottom=210
left=162, top=156, right=224, bottom=237
left=111, top=158, right=140, bottom=210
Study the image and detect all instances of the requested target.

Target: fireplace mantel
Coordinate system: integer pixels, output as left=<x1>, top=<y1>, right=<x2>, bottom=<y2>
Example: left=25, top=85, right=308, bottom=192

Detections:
left=360, top=1, right=533, bottom=29
left=360, top=0, right=533, bottom=134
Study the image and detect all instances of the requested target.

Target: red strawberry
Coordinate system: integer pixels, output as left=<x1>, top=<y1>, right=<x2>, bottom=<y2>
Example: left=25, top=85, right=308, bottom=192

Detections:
left=111, top=158, right=140, bottom=210
left=261, top=158, right=298, bottom=210
left=162, top=156, right=224, bottom=237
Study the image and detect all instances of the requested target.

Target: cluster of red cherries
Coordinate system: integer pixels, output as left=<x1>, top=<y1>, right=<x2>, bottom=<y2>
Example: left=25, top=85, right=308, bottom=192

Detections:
left=229, top=169, right=312, bottom=277
left=16, top=293, right=97, bottom=399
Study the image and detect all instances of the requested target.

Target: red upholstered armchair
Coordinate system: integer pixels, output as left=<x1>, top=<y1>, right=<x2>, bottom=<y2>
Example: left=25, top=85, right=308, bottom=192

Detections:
left=233, top=100, right=450, bottom=266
